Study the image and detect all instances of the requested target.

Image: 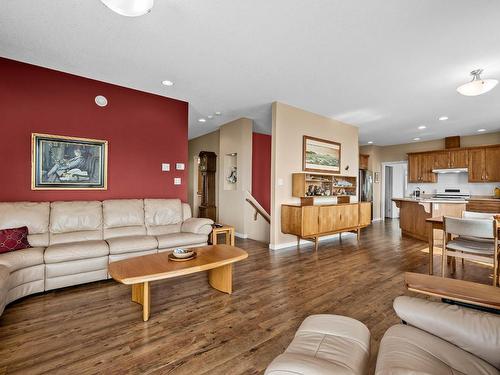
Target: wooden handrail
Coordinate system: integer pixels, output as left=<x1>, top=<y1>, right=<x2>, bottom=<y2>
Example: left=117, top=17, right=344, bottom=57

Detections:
left=245, top=198, right=270, bottom=223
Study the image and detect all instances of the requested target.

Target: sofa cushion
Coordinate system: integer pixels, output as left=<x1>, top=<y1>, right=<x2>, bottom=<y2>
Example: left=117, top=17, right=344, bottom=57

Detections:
left=0, top=247, right=45, bottom=272
left=181, top=218, right=214, bottom=235
left=145, top=199, right=183, bottom=236
left=393, top=296, right=500, bottom=368
left=375, top=324, right=498, bottom=375
left=0, top=202, right=50, bottom=247
left=156, top=232, right=208, bottom=250
left=0, top=226, right=31, bottom=253
left=265, top=315, right=370, bottom=375
left=44, top=240, right=108, bottom=263
left=50, top=201, right=103, bottom=234
left=103, top=199, right=145, bottom=229
left=106, top=235, right=158, bottom=255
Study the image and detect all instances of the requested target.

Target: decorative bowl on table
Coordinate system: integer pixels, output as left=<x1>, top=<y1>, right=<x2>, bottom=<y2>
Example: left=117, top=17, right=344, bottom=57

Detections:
left=172, top=248, right=194, bottom=259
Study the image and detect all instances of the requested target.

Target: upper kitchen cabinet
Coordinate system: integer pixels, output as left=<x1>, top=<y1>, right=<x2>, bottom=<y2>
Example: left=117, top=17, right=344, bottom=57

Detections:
left=408, top=153, right=436, bottom=183
left=468, top=148, right=485, bottom=182
left=433, top=151, right=450, bottom=169
left=359, top=154, right=369, bottom=170
left=449, top=149, right=468, bottom=168
left=485, top=146, right=500, bottom=182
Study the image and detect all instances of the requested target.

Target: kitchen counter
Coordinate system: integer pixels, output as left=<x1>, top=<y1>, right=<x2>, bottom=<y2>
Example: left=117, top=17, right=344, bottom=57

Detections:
left=392, top=198, right=466, bottom=242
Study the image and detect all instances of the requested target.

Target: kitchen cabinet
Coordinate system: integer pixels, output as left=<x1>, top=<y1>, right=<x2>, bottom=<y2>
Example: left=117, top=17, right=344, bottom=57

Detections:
left=485, top=146, right=500, bottom=182
left=449, top=149, right=468, bottom=168
left=468, top=148, right=486, bottom=182
left=433, top=151, right=450, bottom=169
left=408, top=153, right=436, bottom=183
left=359, top=154, right=369, bottom=170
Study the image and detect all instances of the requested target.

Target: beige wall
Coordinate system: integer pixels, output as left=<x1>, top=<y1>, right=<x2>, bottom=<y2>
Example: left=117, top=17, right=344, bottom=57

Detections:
left=218, top=118, right=253, bottom=235
left=360, top=131, right=500, bottom=220
left=188, top=130, right=220, bottom=219
left=270, top=102, right=359, bottom=249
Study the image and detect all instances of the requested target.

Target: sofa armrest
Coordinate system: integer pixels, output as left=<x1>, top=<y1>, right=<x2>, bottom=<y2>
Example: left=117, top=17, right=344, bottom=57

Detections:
left=393, top=296, right=500, bottom=368
left=181, top=218, right=214, bottom=235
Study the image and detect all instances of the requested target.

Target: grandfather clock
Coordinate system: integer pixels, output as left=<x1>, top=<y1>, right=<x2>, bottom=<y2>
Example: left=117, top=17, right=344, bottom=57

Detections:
left=198, top=151, right=217, bottom=221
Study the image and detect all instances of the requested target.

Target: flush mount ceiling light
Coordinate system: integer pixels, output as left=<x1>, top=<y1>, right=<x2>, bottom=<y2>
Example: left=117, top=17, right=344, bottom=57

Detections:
left=161, top=80, right=174, bottom=87
left=477, top=128, right=487, bottom=132
left=95, top=95, right=108, bottom=107
left=413, top=137, right=421, bottom=141
left=438, top=116, right=448, bottom=121
left=198, top=118, right=206, bottom=123
left=418, top=125, right=427, bottom=130
left=215, top=111, right=222, bottom=116
left=367, top=141, right=374, bottom=144
left=457, top=69, right=498, bottom=96
left=100, top=0, right=154, bottom=17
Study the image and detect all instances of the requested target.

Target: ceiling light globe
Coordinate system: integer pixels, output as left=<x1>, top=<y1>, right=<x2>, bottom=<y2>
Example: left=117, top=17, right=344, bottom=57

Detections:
left=101, top=0, right=154, bottom=17
left=457, top=79, right=498, bottom=96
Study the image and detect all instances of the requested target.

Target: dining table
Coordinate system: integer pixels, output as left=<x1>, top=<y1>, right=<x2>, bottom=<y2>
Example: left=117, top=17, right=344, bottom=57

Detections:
left=426, top=216, right=500, bottom=275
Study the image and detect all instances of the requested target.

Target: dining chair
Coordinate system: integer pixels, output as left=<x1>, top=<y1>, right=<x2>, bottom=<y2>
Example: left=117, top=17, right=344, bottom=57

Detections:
left=442, top=216, right=499, bottom=287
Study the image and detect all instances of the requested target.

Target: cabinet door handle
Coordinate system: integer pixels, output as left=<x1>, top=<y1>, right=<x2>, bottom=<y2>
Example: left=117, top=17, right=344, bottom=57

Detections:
left=485, top=174, right=489, bottom=181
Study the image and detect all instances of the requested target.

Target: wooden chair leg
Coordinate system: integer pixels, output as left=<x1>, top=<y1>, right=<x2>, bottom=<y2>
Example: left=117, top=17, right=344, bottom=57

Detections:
left=441, top=247, right=447, bottom=278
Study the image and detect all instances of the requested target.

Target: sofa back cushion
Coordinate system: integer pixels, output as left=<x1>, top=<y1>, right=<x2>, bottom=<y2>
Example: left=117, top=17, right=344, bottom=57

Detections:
left=49, top=201, right=103, bottom=244
left=0, top=202, right=50, bottom=247
left=144, top=199, right=183, bottom=235
left=103, top=199, right=146, bottom=239
left=182, top=203, right=192, bottom=221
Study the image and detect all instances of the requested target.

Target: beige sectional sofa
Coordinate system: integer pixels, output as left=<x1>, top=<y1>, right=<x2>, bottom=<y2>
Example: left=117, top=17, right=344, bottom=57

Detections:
left=265, top=296, right=500, bottom=375
left=0, top=198, right=213, bottom=316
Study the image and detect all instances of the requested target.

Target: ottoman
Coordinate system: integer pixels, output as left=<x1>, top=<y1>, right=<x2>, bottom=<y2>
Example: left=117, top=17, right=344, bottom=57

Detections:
left=265, top=314, right=370, bottom=375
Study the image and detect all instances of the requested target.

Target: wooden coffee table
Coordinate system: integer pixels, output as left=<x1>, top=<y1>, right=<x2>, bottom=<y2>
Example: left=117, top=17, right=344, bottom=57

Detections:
left=108, top=244, right=248, bottom=321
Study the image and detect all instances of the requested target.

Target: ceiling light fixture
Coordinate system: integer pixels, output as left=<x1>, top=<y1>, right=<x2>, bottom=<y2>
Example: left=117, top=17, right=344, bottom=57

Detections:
left=367, top=141, right=374, bottom=144
left=215, top=112, right=222, bottom=116
left=413, top=137, right=421, bottom=141
left=100, top=0, right=154, bottom=17
left=418, top=125, right=427, bottom=130
left=438, top=116, right=448, bottom=121
left=198, top=118, right=206, bottom=123
left=477, top=128, right=487, bottom=132
left=161, top=80, right=174, bottom=87
left=207, top=115, right=214, bottom=119
left=457, top=69, right=498, bottom=96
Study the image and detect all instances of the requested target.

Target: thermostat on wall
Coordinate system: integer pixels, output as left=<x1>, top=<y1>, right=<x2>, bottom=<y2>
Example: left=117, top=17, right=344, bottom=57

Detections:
left=175, top=163, right=185, bottom=170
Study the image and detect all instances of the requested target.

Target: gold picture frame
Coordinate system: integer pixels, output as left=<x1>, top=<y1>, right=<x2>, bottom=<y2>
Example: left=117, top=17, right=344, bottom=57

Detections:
left=31, top=133, right=108, bottom=190
left=303, top=135, right=341, bottom=174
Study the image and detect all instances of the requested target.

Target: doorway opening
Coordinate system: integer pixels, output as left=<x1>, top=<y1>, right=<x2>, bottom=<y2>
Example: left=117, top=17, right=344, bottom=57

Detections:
left=381, top=161, right=407, bottom=219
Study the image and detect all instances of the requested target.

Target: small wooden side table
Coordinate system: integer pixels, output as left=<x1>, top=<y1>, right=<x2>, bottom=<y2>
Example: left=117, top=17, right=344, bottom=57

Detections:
left=211, top=225, right=235, bottom=246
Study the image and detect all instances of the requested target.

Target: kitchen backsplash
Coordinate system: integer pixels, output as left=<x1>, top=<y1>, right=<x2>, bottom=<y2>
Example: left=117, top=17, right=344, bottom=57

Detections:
left=406, top=173, right=498, bottom=196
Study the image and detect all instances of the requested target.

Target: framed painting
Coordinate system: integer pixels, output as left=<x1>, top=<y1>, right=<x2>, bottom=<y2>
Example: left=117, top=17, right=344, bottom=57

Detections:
left=31, top=133, right=108, bottom=190
left=303, top=135, right=341, bottom=174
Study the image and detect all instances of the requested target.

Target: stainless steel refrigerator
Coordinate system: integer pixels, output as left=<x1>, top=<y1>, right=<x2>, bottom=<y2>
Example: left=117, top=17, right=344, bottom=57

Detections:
left=359, top=169, right=373, bottom=219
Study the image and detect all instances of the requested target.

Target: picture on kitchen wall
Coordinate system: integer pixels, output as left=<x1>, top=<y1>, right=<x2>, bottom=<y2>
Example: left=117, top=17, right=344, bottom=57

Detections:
left=303, top=135, right=341, bottom=174
left=31, top=133, right=108, bottom=190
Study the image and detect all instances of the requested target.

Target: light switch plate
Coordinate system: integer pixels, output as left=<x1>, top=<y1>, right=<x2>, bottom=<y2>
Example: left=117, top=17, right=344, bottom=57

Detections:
left=278, top=178, right=284, bottom=186
left=162, top=163, right=170, bottom=171
left=175, top=163, right=185, bottom=170
left=174, top=177, right=182, bottom=185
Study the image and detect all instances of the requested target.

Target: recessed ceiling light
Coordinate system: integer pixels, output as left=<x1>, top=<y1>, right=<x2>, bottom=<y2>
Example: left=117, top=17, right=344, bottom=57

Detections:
left=477, top=128, right=487, bottom=132
left=215, top=112, right=222, bottom=116
left=418, top=125, right=427, bottom=130
left=367, top=141, right=374, bottom=144
left=413, top=137, right=421, bottom=141
left=207, top=115, right=214, bottom=119
left=198, top=118, right=206, bottom=123
left=161, top=80, right=174, bottom=87
left=438, top=116, right=448, bottom=121
left=95, top=95, right=108, bottom=107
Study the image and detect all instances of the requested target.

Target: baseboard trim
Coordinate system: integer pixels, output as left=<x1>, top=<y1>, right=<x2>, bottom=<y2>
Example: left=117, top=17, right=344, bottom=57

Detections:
left=269, top=232, right=356, bottom=251
left=235, top=232, right=248, bottom=239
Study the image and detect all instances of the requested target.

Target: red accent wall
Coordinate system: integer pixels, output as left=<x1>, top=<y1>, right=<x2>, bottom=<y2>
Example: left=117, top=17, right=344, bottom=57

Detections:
left=252, top=132, right=271, bottom=213
left=0, top=57, right=188, bottom=202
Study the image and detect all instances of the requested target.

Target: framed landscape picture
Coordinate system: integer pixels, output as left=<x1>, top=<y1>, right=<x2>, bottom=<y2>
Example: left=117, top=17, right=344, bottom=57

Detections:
left=31, top=133, right=108, bottom=190
left=303, top=135, right=341, bottom=174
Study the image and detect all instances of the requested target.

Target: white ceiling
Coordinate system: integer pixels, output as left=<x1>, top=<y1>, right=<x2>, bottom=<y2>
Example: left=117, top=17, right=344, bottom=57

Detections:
left=1, top=0, right=500, bottom=144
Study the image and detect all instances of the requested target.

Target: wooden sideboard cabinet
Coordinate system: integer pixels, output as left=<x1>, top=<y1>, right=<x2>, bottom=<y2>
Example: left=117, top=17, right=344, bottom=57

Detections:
left=281, top=202, right=371, bottom=251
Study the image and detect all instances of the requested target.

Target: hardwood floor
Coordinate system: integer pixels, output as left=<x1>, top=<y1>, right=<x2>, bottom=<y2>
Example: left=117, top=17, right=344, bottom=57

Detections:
left=0, top=220, right=491, bottom=375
